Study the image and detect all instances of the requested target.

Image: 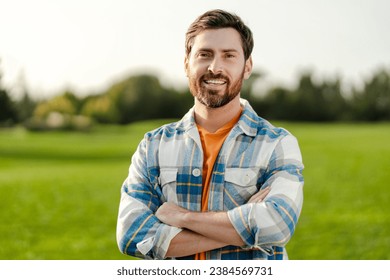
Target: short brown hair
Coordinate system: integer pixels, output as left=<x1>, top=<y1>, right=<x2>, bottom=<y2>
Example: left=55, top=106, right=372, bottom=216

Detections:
left=185, top=9, right=254, bottom=60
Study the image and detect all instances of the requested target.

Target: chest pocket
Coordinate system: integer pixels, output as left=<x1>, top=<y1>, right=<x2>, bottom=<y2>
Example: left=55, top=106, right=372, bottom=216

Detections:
left=224, top=168, right=259, bottom=208
left=159, top=168, right=178, bottom=204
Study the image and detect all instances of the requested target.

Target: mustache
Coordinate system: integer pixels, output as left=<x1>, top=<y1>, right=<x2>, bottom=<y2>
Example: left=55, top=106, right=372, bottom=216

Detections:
left=201, top=73, right=229, bottom=81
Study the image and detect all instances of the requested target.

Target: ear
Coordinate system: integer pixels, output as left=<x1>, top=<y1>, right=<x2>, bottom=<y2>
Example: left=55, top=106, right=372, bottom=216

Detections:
left=184, top=56, right=189, bottom=77
left=243, top=56, right=253, bottom=80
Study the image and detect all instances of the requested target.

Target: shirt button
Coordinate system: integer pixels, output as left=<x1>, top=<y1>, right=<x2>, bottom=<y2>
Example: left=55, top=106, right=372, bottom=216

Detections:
left=192, top=168, right=201, bottom=177
left=243, top=174, right=251, bottom=184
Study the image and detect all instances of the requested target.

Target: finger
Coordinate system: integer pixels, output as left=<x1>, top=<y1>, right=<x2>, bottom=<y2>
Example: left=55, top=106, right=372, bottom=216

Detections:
left=252, top=187, right=270, bottom=200
left=249, top=193, right=268, bottom=203
left=248, top=187, right=270, bottom=203
left=255, top=195, right=269, bottom=203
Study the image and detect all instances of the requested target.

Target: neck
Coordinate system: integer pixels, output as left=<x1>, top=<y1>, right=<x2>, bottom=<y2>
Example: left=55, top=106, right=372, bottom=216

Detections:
left=194, top=95, right=241, bottom=133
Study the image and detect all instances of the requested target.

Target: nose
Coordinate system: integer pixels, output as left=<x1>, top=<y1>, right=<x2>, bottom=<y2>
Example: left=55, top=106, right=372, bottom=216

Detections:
left=207, top=57, right=223, bottom=74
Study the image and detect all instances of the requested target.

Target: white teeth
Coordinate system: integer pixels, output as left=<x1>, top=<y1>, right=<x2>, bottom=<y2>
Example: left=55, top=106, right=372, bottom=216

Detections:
left=205, top=79, right=225, bottom=85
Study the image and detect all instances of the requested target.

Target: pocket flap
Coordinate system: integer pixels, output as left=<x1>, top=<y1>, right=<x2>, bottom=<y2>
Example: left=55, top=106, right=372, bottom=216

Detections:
left=225, top=168, right=258, bottom=186
left=159, top=168, right=178, bottom=186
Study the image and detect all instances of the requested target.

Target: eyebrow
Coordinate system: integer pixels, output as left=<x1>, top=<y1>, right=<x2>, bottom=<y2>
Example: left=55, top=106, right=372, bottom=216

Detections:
left=196, top=48, right=240, bottom=53
left=222, top=49, right=239, bottom=53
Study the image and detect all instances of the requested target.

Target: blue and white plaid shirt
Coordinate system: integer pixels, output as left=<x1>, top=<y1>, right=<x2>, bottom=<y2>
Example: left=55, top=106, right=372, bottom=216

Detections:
left=116, top=99, right=304, bottom=260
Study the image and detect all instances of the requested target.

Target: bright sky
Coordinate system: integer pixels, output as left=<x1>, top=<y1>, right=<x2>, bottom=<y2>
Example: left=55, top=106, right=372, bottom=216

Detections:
left=1, top=0, right=390, bottom=99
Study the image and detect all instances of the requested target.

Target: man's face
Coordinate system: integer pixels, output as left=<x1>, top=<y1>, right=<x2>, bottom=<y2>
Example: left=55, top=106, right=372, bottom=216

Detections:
left=185, top=28, right=252, bottom=108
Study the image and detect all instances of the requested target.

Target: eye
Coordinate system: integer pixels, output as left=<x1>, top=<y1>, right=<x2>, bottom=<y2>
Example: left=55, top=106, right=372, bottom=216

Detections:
left=198, top=52, right=212, bottom=58
left=225, top=53, right=236, bottom=58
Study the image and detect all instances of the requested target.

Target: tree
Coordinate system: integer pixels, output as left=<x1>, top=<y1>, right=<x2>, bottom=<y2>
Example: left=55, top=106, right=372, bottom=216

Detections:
left=286, top=72, right=349, bottom=122
left=351, top=68, right=390, bottom=121
left=290, top=73, right=327, bottom=121
left=14, top=92, right=36, bottom=123
left=0, top=89, right=17, bottom=125
left=106, top=74, right=167, bottom=124
left=81, top=94, right=119, bottom=123
left=34, top=93, right=77, bottom=118
left=0, top=63, right=17, bottom=125
left=320, top=78, right=347, bottom=121
left=258, top=86, right=294, bottom=120
left=241, top=70, right=263, bottom=101
left=79, top=73, right=193, bottom=124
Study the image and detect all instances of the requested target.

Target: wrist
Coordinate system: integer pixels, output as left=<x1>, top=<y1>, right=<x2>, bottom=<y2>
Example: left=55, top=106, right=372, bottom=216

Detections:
left=179, top=210, right=193, bottom=229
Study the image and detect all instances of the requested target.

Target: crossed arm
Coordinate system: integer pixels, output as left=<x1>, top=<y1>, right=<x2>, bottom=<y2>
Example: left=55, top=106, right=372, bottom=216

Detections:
left=117, top=134, right=304, bottom=259
left=155, top=187, right=270, bottom=258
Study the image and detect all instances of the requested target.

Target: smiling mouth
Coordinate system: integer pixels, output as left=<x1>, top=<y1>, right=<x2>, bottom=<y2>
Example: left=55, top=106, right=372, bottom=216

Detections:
left=203, top=79, right=227, bottom=85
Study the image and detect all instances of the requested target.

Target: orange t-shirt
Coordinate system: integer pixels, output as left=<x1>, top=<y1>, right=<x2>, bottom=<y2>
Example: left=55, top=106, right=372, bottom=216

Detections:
left=194, top=109, right=242, bottom=260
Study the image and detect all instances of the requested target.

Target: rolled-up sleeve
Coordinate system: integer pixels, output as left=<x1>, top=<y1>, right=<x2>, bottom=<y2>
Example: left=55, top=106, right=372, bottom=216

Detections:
left=116, top=138, right=182, bottom=259
left=227, top=134, right=304, bottom=255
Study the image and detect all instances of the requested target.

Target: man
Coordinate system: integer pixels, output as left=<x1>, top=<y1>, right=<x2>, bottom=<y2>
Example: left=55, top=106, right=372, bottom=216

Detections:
left=116, top=9, right=304, bottom=260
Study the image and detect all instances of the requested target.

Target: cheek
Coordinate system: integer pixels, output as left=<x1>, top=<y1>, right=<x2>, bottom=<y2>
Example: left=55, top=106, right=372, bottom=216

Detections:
left=187, top=66, right=204, bottom=81
left=188, top=58, right=209, bottom=73
left=229, top=70, right=244, bottom=82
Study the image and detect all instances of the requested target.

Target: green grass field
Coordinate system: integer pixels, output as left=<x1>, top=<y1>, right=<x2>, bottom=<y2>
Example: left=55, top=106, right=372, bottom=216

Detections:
left=1, top=121, right=389, bottom=259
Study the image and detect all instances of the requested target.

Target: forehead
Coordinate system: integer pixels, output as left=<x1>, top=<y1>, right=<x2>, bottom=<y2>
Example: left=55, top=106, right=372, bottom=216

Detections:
left=191, top=28, right=243, bottom=54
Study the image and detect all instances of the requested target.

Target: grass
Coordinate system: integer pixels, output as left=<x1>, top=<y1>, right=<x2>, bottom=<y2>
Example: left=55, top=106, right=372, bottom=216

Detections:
left=0, top=121, right=389, bottom=259
left=0, top=120, right=168, bottom=260
left=284, top=122, right=390, bottom=259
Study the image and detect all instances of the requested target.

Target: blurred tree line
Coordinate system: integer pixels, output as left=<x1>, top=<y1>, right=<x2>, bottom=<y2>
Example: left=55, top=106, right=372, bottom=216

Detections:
left=1, top=61, right=390, bottom=130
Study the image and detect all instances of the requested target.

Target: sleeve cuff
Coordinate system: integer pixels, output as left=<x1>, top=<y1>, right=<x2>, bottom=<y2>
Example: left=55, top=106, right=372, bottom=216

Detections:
left=136, top=224, right=182, bottom=259
left=227, top=204, right=254, bottom=246
left=227, top=204, right=274, bottom=256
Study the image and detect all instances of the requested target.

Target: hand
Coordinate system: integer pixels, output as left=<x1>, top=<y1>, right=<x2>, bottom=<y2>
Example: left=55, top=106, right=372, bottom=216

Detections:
left=247, top=187, right=270, bottom=203
left=155, top=202, right=189, bottom=228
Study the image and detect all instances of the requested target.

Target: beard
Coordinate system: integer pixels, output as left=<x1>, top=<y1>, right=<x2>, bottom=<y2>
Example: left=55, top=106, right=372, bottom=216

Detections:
left=188, top=69, right=245, bottom=108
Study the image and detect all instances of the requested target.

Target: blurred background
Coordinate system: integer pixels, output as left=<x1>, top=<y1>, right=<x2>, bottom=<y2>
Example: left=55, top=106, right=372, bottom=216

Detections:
left=0, top=0, right=389, bottom=259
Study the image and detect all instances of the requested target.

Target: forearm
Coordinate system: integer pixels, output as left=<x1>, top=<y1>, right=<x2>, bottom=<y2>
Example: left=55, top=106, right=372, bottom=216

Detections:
left=181, top=211, right=245, bottom=246
left=156, top=187, right=271, bottom=249
left=180, top=187, right=271, bottom=246
left=156, top=202, right=245, bottom=247
left=165, top=229, right=228, bottom=258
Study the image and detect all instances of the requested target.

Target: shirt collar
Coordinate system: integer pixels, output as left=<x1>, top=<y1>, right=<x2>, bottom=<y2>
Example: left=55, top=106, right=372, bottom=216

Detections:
left=176, top=98, right=260, bottom=137
left=236, top=99, right=260, bottom=137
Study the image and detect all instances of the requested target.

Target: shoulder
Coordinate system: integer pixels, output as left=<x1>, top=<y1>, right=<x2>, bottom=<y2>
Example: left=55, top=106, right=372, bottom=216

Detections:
left=144, top=121, right=181, bottom=142
left=240, top=99, right=291, bottom=140
left=143, top=108, right=195, bottom=142
left=256, top=117, right=290, bottom=140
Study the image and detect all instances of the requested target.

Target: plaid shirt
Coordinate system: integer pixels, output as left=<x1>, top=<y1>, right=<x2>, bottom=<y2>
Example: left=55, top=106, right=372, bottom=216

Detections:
left=116, top=99, right=304, bottom=260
